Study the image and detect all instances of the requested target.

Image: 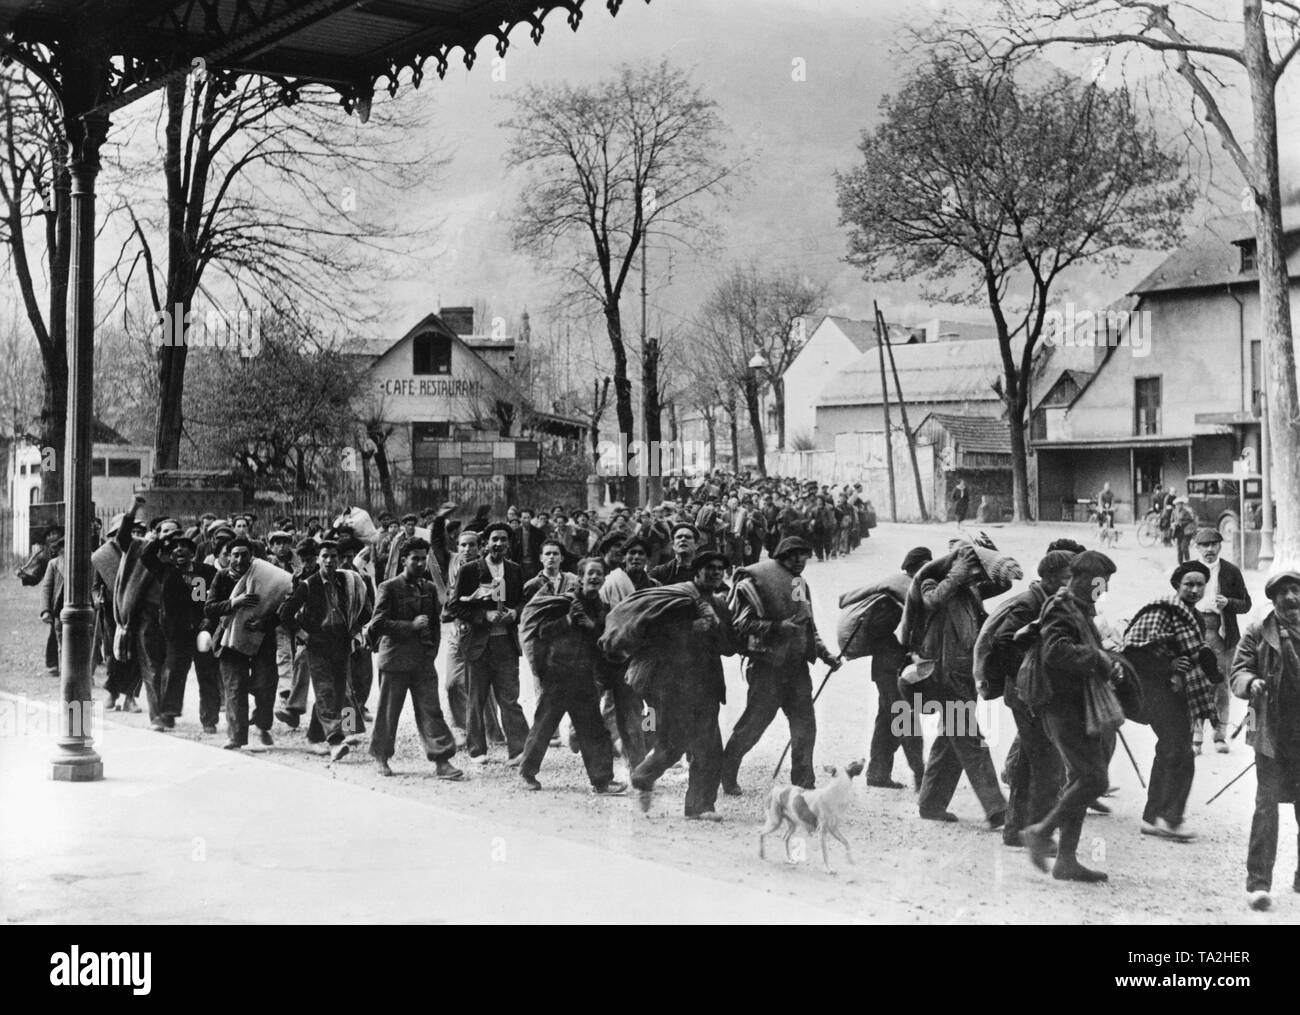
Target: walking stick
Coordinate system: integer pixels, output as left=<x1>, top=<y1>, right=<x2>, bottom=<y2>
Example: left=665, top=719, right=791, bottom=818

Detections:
left=1206, top=760, right=1256, bottom=806
left=772, top=661, right=837, bottom=780
left=1116, top=728, right=1147, bottom=789
left=1230, top=712, right=1250, bottom=740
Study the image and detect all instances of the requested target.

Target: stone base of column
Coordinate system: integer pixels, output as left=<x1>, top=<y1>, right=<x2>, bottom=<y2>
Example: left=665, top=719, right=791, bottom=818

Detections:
left=51, top=744, right=104, bottom=781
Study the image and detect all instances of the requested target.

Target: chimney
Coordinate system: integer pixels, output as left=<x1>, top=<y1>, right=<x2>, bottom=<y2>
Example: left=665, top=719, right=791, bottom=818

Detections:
left=440, top=306, right=474, bottom=336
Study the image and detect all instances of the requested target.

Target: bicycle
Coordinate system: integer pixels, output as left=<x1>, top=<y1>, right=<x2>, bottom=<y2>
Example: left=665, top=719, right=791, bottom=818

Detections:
left=1089, top=503, right=1120, bottom=549
left=1135, top=509, right=1165, bottom=548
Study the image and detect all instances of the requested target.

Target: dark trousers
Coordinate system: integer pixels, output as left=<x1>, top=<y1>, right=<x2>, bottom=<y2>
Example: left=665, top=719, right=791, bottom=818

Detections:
left=1247, top=743, right=1300, bottom=892
left=161, top=635, right=221, bottom=727
left=1142, top=672, right=1195, bottom=827
left=304, top=635, right=357, bottom=745
left=279, top=637, right=311, bottom=714
left=1176, top=533, right=1192, bottom=564
left=466, top=634, right=530, bottom=758
left=868, top=641, right=924, bottom=784
left=45, top=623, right=60, bottom=670
left=369, top=666, right=456, bottom=764
left=135, top=611, right=167, bottom=723
left=521, top=678, right=615, bottom=787
left=218, top=637, right=278, bottom=745
left=1005, top=696, right=1062, bottom=836
left=917, top=695, right=1007, bottom=818
left=722, top=660, right=816, bottom=789
left=600, top=671, right=650, bottom=770
left=446, top=628, right=505, bottom=742
left=1036, top=696, right=1109, bottom=855
left=631, top=679, right=724, bottom=817
left=100, top=605, right=141, bottom=698
left=350, top=646, right=373, bottom=712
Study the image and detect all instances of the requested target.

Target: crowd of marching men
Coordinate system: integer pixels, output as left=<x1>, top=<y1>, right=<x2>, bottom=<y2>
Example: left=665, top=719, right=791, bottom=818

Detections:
left=21, top=475, right=1300, bottom=910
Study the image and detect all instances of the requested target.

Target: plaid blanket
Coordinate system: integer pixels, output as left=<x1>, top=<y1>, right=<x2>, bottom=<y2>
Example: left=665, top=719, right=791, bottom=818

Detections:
left=1123, top=596, right=1217, bottom=722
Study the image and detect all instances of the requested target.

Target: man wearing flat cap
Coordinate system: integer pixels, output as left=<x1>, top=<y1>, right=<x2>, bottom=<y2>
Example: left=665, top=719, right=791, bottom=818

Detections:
left=1232, top=569, right=1300, bottom=911
left=721, top=536, right=840, bottom=794
left=1192, top=527, right=1251, bottom=753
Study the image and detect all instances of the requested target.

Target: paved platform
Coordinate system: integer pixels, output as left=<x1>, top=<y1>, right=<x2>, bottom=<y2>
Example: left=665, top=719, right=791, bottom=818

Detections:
left=0, top=693, right=845, bottom=924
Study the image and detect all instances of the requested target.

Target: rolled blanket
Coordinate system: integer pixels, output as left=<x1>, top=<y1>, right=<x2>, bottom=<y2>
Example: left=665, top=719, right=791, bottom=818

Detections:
left=220, top=558, right=293, bottom=656
left=519, top=593, right=572, bottom=677
left=599, top=582, right=700, bottom=660
left=599, top=568, right=636, bottom=607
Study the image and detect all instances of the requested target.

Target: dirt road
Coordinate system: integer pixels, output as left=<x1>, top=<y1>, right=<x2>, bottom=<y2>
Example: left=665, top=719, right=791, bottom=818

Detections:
left=4, top=521, right=1293, bottom=923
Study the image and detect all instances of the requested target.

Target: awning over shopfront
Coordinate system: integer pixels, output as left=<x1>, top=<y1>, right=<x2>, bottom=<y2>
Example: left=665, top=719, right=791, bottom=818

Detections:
left=1032, top=434, right=1194, bottom=452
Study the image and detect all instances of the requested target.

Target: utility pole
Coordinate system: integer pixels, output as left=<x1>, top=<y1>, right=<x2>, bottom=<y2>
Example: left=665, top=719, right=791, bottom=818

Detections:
left=877, top=303, right=928, bottom=521
left=874, top=302, right=897, bottom=522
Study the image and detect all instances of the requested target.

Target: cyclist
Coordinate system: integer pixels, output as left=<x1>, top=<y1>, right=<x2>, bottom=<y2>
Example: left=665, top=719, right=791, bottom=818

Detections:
left=1095, top=482, right=1115, bottom=531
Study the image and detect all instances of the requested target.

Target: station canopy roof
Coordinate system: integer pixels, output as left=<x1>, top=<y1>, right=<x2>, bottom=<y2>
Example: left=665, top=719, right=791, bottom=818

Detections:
left=1, top=0, right=647, bottom=114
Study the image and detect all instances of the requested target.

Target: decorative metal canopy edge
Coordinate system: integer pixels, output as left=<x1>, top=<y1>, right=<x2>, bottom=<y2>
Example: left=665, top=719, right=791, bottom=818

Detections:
left=1, top=0, right=652, bottom=118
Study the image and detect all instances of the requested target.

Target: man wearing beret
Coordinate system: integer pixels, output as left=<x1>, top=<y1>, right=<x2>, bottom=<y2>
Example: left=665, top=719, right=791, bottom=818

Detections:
left=1192, top=527, right=1251, bottom=753
left=721, top=536, right=840, bottom=794
left=1022, top=551, right=1123, bottom=882
left=1232, top=569, right=1300, bottom=911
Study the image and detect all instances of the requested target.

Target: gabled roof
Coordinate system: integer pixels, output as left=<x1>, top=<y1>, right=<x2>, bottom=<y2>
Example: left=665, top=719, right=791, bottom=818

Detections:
left=1129, top=209, right=1300, bottom=297
left=919, top=413, right=1011, bottom=454
left=821, top=316, right=877, bottom=354
left=817, top=338, right=1019, bottom=407
left=1034, top=369, right=1094, bottom=411
left=344, top=312, right=509, bottom=384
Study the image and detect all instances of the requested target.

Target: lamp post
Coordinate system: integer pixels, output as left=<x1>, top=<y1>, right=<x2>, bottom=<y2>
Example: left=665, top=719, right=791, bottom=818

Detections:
left=748, top=351, right=769, bottom=477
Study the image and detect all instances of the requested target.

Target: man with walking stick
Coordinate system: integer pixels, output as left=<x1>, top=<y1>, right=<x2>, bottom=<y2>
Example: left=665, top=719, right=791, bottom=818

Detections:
left=720, top=536, right=840, bottom=795
left=1230, top=569, right=1300, bottom=912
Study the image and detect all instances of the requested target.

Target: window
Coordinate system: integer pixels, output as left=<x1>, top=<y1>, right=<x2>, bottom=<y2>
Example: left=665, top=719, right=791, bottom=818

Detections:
left=412, top=331, right=452, bottom=375
left=1134, top=377, right=1161, bottom=435
left=1030, top=410, right=1047, bottom=442
left=1250, top=339, right=1262, bottom=416
left=107, top=458, right=141, bottom=478
left=412, top=421, right=451, bottom=442
left=1242, top=246, right=1257, bottom=273
left=91, top=457, right=107, bottom=476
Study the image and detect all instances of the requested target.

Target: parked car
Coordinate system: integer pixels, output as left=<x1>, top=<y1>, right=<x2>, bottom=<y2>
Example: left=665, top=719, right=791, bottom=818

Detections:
left=1184, top=472, right=1264, bottom=551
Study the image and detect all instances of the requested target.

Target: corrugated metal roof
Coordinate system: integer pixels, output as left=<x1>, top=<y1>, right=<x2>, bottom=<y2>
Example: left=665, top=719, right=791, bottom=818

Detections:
left=816, top=337, right=1019, bottom=407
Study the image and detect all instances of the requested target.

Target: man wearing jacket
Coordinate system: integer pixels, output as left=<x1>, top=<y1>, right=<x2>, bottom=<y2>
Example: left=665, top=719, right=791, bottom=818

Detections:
left=1193, top=527, right=1252, bottom=752
left=649, top=524, right=697, bottom=586
left=721, top=536, right=840, bottom=794
left=901, top=543, right=1012, bottom=825
left=142, top=534, right=220, bottom=733
left=205, top=538, right=283, bottom=749
left=1231, top=569, right=1300, bottom=911
left=278, top=540, right=371, bottom=761
left=369, top=538, right=463, bottom=780
left=1022, top=551, right=1122, bottom=883
left=844, top=547, right=931, bottom=790
left=447, top=522, right=530, bottom=762
left=975, top=549, right=1075, bottom=847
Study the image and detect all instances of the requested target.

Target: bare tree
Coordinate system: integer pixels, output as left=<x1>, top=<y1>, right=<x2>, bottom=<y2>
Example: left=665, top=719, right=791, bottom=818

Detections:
left=697, top=263, right=828, bottom=476
left=503, top=60, right=737, bottom=502
left=836, top=55, right=1194, bottom=519
left=106, top=73, right=444, bottom=474
left=0, top=67, right=68, bottom=497
left=957, top=0, right=1300, bottom=552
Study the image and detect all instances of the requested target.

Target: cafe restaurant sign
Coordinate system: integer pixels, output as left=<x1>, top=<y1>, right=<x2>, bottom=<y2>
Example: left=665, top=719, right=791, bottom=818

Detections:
left=378, top=378, right=485, bottom=398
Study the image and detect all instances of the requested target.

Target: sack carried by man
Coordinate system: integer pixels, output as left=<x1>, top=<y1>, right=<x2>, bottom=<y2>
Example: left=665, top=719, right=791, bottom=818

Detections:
left=599, top=583, right=702, bottom=661
left=836, top=591, right=902, bottom=660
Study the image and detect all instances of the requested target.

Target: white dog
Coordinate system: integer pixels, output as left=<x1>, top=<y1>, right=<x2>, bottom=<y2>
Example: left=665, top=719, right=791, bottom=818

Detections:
left=759, top=760, right=864, bottom=874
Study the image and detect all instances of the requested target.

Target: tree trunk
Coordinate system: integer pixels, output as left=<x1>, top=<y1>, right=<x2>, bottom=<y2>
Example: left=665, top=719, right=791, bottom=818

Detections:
left=705, top=411, right=717, bottom=470
left=604, top=305, right=636, bottom=504
left=369, top=429, right=398, bottom=516
left=774, top=376, right=786, bottom=451
left=1008, top=391, right=1032, bottom=522
left=744, top=375, right=767, bottom=477
left=154, top=79, right=190, bottom=473
left=667, top=400, right=679, bottom=442
left=642, top=337, right=663, bottom=503
left=727, top=394, right=740, bottom=471
left=361, top=451, right=372, bottom=507
left=1245, top=0, right=1300, bottom=562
